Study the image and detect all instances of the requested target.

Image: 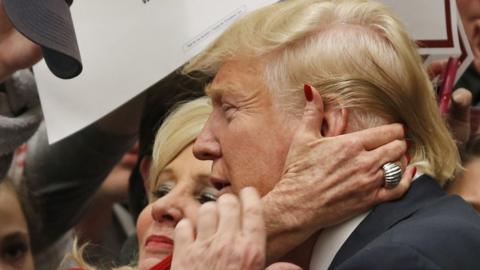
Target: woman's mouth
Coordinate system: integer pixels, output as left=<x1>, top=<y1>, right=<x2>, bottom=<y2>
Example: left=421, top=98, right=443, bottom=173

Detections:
left=144, top=235, right=174, bottom=252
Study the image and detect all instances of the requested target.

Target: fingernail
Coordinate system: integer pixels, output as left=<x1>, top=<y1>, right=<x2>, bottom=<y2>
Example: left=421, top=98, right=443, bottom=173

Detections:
left=412, top=166, right=417, bottom=176
left=406, top=153, right=411, bottom=163
left=304, top=84, right=313, bottom=102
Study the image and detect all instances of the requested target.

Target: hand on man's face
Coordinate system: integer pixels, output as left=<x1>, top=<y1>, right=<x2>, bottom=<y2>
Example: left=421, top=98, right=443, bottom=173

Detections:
left=0, top=0, right=41, bottom=83
left=262, top=85, right=414, bottom=262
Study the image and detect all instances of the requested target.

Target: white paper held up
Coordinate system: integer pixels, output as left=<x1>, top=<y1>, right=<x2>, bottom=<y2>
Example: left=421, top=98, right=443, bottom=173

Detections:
left=33, top=0, right=276, bottom=143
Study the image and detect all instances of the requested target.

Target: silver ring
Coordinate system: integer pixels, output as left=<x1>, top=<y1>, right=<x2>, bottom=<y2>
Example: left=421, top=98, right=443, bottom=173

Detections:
left=382, top=162, right=402, bottom=189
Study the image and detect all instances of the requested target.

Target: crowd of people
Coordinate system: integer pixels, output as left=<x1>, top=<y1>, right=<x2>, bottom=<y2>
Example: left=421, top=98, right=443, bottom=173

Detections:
left=1, top=0, right=480, bottom=270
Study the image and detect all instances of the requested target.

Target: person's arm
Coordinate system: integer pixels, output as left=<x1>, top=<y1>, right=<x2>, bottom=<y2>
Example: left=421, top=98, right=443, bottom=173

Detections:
left=0, top=1, right=42, bottom=83
left=263, top=88, right=413, bottom=262
left=24, top=93, right=145, bottom=251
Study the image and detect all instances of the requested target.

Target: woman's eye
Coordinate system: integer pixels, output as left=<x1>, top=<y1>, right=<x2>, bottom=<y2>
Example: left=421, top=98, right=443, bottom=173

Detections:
left=152, top=187, right=171, bottom=199
left=2, top=243, right=27, bottom=262
left=198, top=193, right=218, bottom=204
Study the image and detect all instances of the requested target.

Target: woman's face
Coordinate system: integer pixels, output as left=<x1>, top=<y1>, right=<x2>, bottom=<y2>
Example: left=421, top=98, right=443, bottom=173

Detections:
left=136, top=144, right=215, bottom=270
left=193, top=59, right=298, bottom=196
left=0, top=183, right=34, bottom=270
left=457, top=0, right=480, bottom=71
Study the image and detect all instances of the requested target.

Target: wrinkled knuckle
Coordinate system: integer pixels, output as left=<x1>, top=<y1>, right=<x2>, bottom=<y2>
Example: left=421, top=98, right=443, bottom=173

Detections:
left=356, top=158, right=372, bottom=173
left=231, top=248, right=245, bottom=264
left=347, top=136, right=362, bottom=148
left=213, top=241, right=231, bottom=258
left=244, top=204, right=263, bottom=218
left=218, top=194, right=239, bottom=208
left=358, top=176, right=375, bottom=190
left=244, top=244, right=265, bottom=268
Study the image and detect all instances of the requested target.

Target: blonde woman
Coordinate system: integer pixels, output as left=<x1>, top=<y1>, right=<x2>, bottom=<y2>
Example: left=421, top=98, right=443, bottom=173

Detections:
left=169, top=0, right=480, bottom=269
left=70, top=97, right=216, bottom=270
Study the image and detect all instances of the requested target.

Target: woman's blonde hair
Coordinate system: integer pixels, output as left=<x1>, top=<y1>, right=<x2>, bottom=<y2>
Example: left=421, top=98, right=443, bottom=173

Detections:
left=67, top=97, right=212, bottom=269
left=148, top=96, right=212, bottom=199
left=184, top=0, right=459, bottom=184
left=65, top=239, right=136, bottom=270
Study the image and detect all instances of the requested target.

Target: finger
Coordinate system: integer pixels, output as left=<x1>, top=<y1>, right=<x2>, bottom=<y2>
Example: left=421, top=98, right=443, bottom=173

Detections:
left=345, top=123, right=405, bottom=150
left=301, top=84, right=325, bottom=138
left=217, top=193, right=241, bottom=237
left=450, top=88, right=472, bottom=122
left=427, top=59, right=448, bottom=80
left=376, top=166, right=416, bottom=202
left=240, top=187, right=265, bottom=244
left=196, top=202, right=219, bottom=241
left=266, top=262, right=303, bottom=270
left=173, top=219, right=195, bottom=255
left=370, top=139, right=407, bottom=167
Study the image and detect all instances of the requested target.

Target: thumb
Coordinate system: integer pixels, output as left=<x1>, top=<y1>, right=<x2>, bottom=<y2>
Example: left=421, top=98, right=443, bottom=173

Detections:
left=450, top=88, right=472, bottom=123
left=266, top=262, right=303, bottom=270
left=301, top=84, right=325, bottom=137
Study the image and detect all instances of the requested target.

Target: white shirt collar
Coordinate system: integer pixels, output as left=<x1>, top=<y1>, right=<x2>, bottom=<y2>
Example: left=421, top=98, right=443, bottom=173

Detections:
left=309, top=211, right=369, bottom=270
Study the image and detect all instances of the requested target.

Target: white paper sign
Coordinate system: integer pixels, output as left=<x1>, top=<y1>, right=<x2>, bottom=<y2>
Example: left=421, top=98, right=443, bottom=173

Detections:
left=380, top=0, right=460, bottom=56
left=33, top=0, right=276, bottom=143
left=34, top=0, right=469, bottom=143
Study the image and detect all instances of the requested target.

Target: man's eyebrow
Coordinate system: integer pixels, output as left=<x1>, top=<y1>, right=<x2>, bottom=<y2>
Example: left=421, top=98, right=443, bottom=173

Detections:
left=204, top=83, right=217, bottom=97
left=205, top=82, right=241, bottom=97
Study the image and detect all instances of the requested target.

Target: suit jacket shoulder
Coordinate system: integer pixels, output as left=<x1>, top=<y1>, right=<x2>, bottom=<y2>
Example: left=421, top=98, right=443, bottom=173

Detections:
left=330, top=175, right=480, bottom=270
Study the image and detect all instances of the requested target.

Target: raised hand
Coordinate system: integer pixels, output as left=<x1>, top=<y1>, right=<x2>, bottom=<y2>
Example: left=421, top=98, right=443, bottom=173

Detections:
left=171, top=187, right=266, bottom=270
left=0, top=0, right=42, bottom=83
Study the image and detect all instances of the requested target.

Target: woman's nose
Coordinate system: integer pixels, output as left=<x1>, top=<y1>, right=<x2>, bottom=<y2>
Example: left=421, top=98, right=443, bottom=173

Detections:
left=151, top=196, right=184, bottom=226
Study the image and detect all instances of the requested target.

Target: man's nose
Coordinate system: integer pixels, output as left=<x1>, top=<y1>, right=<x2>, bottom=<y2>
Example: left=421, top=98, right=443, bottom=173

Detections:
left=193, top=120, right=221, bottom=160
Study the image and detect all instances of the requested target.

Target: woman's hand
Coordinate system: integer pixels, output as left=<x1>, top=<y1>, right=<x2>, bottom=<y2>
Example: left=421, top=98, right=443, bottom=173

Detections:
left=171, top=187, right=302, bottom=270
left=171, top=187, right=267, bottom=270
left=263, top=86, right=415, bottom=262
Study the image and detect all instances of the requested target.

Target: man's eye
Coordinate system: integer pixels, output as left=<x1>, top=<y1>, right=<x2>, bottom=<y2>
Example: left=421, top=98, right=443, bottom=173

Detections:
left=2, top=243, right=27, bottom=262
left=152, top=186, right=171, bottom=199
left=221, top=103, right=237, bottom=120
left=221, top=103, right=234, bottom=112
left=198, top=192, right=218, bottom=204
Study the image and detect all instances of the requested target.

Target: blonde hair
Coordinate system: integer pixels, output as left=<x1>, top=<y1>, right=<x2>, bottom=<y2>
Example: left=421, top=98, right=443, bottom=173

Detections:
left=184, top=0, right=459, bottom=184
left=68, top=97, right=211, bottom=269
left=148, top=97, right=212, bottom=199
left=65, top=238, right=136, bottom=270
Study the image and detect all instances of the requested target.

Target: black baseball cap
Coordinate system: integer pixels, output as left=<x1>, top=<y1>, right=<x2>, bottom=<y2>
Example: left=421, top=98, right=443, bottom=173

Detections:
left=4, top=0, right=82, bottom=79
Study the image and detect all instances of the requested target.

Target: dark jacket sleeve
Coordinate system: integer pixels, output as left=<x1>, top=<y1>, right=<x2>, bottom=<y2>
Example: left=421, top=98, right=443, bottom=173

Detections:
left=336, top=244, right=442, bottom=270
left=23, top=122, right=136, bottom=251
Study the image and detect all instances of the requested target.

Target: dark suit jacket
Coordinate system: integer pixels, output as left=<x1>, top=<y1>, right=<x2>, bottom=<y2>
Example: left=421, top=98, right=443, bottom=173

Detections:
left=329, top=174, right=480, bottom=270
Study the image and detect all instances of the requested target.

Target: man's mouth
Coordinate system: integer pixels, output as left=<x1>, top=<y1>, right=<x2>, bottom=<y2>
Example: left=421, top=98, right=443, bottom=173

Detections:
left=210, top=176, right=232, bottom=194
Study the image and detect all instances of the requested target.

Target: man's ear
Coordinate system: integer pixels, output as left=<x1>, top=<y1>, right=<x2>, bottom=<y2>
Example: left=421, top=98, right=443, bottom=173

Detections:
left=140, top=156, right=152, bottom=192
left=321, top=107, right=349, bottom=137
